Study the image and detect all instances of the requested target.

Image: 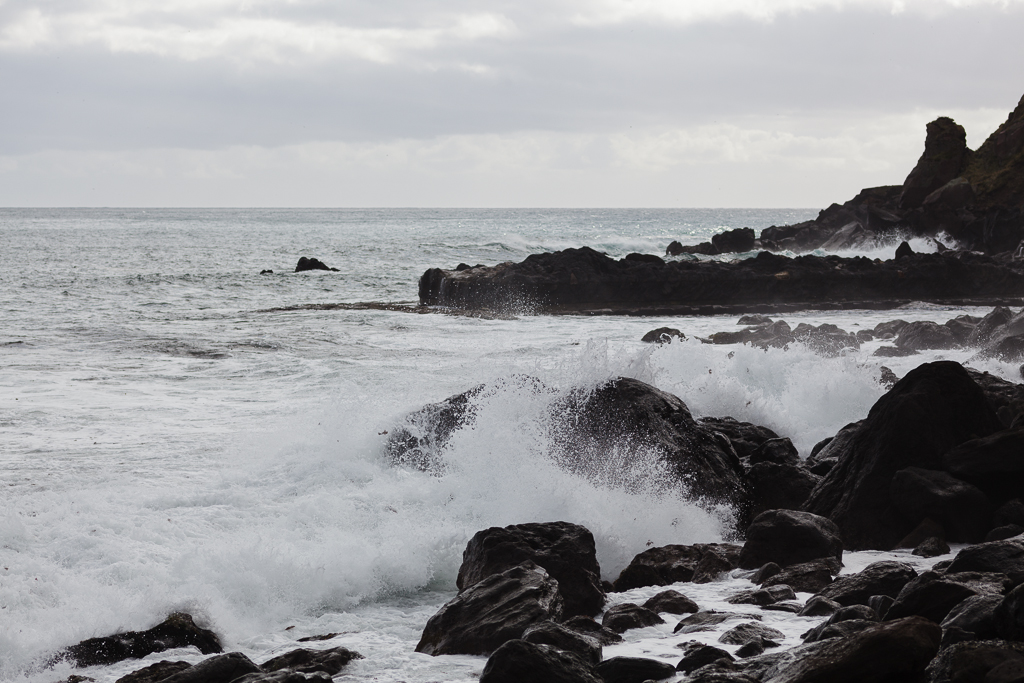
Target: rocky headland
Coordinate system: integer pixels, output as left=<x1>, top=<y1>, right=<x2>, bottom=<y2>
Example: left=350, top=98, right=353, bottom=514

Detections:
left=419, top=92, right=1024, bottom=315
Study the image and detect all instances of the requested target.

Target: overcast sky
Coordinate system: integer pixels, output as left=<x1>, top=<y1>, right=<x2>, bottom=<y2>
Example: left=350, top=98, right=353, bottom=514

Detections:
left=1, top=0, right=1022, bottom=207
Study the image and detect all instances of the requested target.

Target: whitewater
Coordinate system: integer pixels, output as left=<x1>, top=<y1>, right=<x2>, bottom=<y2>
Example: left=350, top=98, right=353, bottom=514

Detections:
left=0, top=208, right=1012, bottom=682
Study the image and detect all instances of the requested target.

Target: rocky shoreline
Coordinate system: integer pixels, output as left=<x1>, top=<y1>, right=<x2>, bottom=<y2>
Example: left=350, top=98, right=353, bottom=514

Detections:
left=419, top=92, right=1024, bottom=316
left=50, top=358, right=1024, bottom=683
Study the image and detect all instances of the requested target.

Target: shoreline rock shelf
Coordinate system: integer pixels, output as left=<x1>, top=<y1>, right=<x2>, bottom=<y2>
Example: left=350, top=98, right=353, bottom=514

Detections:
left=418, top=247, right=1024, bottom=315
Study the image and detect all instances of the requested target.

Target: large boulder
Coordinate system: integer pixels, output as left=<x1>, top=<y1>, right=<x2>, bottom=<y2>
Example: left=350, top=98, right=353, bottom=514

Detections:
left=521, top=621, right=602, bottom=667
left=415, top=561, right=563, bottom=656
left=888, top=467, right=993, bottom=543
left=995, top=584, right=1024, bottom=641
left=550, top=377, right=747, bottom=511
left=884, top=573, right=980, bottom=624
left=899, top=117, right=972, bottom=210
left=763, top=616, right=941, bottom=683
left=479, top=640, right=601, bottom=683
left=456, top=522, right=604, bottom=618
left=258, top=647, right=362, bottom=676
left=814, top=561, right=918, bottom=607
left=738, top=509, right=843, bottom=570
left=595, top=657, right=677, bottom=683
left=946, top=536, right=1024, bottom=584
left=155, top=653, right=261, bottom=683
left=744, top=462, right=820, bottom=518
left=613, top=543, right=740, bottom=591
left=803, top=361, right=1003, bottom=549
left=944, top=428, right=1024, bottom=506
left=60, top=613, right=222, bottom=667
left=712, top=227, right=757, bottom=254
left=601, top=604, right=664, bottom=634
left=925, top=639, right=1024, bottom=683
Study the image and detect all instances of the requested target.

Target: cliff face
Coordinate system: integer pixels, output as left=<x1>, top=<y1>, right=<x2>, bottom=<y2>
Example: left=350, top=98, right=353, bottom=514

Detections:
left=748, top=92, right=1024, bottom=256
left=898, top=117, right=973, bottom=210
left=965, top=93, right=1024, bottom=210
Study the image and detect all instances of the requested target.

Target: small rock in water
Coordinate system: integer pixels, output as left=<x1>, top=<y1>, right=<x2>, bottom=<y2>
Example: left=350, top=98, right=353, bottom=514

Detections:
left=895, top=241, right=915, bottom=260
left=642, top=590, right=699, bottom=615
left=294, top=256, right=338, bottom=272
left=641, top=327, right=685, bottom=344
left=601, top=604, right=664, bottom=634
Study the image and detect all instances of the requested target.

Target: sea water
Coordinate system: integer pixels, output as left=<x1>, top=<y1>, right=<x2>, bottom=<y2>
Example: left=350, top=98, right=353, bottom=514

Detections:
left=0, top=208, right=1013, bottom=682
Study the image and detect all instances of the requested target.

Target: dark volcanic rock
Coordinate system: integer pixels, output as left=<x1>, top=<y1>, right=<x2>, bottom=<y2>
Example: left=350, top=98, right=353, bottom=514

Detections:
left=913, top=536, right=951, bottom=557
left=761, top=560, right=837, bottom=594
left=712, top=228, right=757, bottom=254
left=418, top=246, right=1024, bottom=313
left=601, top=604, right=664, bottom=634
left=294, top=257, right=338, bottom=272
left=641, top=327, right=685, bottom=344
left=895, top=320, right=958, bottom=351
left=815, top=561, right=918, bottom=607
left=768, top=617, right=941, bottom=683
left=996, top=584, right=1024, bottom=641
left=258, top=647, right=362, bottom=675
left=115, top=661, right=192, bottom=683
left=692, top=544, right=742, bottom=584
left=925, top=639, right=1024, bottom=683
left=61, top=613, right=222, bottom=667
left=889, top=467, right=993, bottom=543
left=595, top=656, right=677, bottom=683
left=479, top=640, right=601, bottom=683
left=415, top=561, right=562, bottom=656
left=946, top=536, right=1024, bottom=584
left=675, top=643, right=735, bottom=674
left=944, top=428, right=1024, bottom=506
left=942, top=594, right=1003, bottom=640
left=884, top=573, right=980, bottom=623
left=551, top=377, right=747, bottom=512
left=965, top=369, right=1024, bottom=429
left=157, top=653, right=261, bottom=683
left=698, top=417, right=780, bottom=460
left=561, top=616, right=623, bottom=646
left=738, top=509, right=843, bottom=570
left=744, top=462, right=820, bottom=519
left=674, top=611, right=762, bottom=634
left=899, top=117, right=973, bottom=210
left=799, top=596, right=842, bottom=617
left=965, top=92, right=1024, bottom=212
left=614, top=544, right=703, bottom=591
left=803, top=361, right=1003, bottom=550
left=748, top=438, right=800, bottom=466
left=456, top=521, right=604, bottom=618
left=642, top=590, right=699, bottom=615
left=521, top=621, right=602, bottom=667
left=802, top=619, right=877, bottom=644
left=719, top=622, right=785, bottom=648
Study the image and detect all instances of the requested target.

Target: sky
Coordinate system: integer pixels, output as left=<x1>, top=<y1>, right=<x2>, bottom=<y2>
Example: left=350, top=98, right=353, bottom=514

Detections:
left=1, top=0, right=1023, bottom=207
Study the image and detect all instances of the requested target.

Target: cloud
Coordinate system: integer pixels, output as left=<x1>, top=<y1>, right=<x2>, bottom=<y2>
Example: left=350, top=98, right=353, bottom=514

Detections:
left=0, top=2, right=516, bottom=65
left=0, top=107, right=1009, bottom=207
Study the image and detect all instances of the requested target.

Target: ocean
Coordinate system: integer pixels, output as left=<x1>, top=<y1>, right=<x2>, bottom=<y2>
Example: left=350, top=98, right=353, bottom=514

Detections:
left=0, top=208, right=1009, bottom=682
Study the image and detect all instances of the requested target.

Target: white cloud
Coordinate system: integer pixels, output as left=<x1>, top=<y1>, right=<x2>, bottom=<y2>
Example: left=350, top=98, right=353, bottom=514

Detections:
left=0, top=108, right=1008, bottom=207
left=0, top=2, right=516, bottom=65
left=568, top=0, right=1024, bottom=25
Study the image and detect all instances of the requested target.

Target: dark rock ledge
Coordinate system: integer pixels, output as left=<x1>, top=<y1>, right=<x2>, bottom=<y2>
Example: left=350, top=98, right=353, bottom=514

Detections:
left=419, top=247, right=1024, bottom=315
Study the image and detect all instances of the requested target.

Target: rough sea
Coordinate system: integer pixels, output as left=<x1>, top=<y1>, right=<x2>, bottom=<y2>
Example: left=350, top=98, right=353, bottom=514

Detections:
left=0, top=208, right=1008, bottom=682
